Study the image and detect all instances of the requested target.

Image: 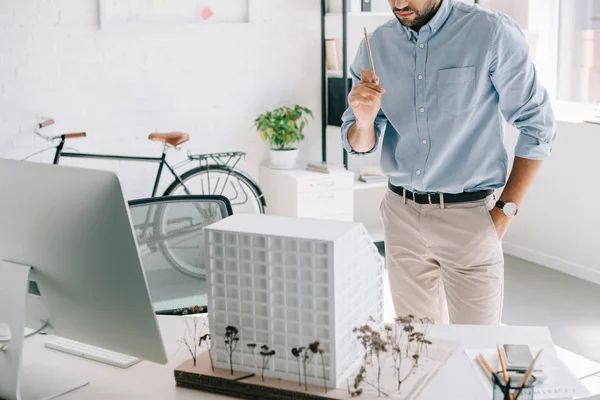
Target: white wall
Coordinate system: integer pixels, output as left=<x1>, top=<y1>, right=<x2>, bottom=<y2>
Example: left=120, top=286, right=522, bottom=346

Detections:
left=0, top=0, right=322, bottom=200
left=502, top=121, right=600, bottom=285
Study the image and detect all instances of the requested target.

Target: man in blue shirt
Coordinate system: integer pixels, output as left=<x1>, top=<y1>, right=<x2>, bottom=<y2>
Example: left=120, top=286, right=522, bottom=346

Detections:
left=341, top=0, right=556, bottom=325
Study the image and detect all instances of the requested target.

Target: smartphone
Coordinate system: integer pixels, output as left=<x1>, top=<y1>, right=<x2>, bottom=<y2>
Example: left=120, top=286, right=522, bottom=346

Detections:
left=502, top=344, right=534, bottom=371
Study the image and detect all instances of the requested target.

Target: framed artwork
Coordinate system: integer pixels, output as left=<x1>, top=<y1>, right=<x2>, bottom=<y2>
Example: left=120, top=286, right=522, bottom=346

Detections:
left=99, top=0, right=250, bottom=29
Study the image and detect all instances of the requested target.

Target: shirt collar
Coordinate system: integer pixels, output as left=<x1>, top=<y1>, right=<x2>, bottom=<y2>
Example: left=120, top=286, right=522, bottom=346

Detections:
left=401, top=0, right=453, bottom=40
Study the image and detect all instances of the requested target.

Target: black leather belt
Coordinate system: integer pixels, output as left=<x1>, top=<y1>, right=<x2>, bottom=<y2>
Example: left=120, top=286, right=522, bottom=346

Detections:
left=388, top=182, right=493, bottom=204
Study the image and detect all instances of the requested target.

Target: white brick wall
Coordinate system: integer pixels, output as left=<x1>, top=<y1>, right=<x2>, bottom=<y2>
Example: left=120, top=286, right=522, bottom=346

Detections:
left=0, top=0, right=322, bottom=200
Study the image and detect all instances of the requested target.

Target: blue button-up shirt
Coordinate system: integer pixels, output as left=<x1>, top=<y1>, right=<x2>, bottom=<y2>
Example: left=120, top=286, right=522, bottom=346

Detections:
left=341, top=0, right=556, bottom=194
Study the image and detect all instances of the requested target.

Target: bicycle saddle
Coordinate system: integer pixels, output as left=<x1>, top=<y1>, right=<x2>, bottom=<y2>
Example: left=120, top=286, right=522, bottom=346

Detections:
left=148, top=132, right=190, bottom=146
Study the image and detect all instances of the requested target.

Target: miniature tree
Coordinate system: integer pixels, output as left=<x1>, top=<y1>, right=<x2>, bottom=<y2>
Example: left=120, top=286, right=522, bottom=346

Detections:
left=291, top=341, right=329, bottom=393
left=348, top=365, right=366, bottom=397
left=308, top=340, right=328, bottom=393
left=318, top=349, right=327, bottom=392
left=291, top=347, right=304, bottom=387
left=259, top=345, right=276, bottom=382
left=412, top=353, right=420, bottom=368
left=301, top=346, right=313, bottom=391
left=350, top=315, right=434, bottom=396
left=353, top=319, right=389, bottom=397
left=224, top=326, right=240, bottom=375
left=179, top=317, right=201, bottom=366
left=393, top=315, right=432, bottom=391
left=247, top=343, right=259, bottom=374
left=199, top=329, right=214, bottom=371
left=417, top=317, right=434, bottom=356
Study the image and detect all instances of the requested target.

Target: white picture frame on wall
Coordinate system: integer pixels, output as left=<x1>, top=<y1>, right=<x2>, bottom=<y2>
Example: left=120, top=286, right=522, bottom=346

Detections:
left=99, top=0, right=251, bottom=29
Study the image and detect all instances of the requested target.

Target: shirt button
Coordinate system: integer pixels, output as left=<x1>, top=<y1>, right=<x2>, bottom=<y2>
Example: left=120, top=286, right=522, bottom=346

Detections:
left=419, top=44, right=425, bottom=48
left=416, top=170, right=422, bottom=175
left=417, top=75, right=423, bottom=80
left=419, top=107, right=425, bottom=113
left=422, top=139, right=427, bottom=144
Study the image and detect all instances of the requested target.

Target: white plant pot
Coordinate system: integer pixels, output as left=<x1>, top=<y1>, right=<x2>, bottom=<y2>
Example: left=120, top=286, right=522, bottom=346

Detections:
left=268, top=148, right=299, bottom=169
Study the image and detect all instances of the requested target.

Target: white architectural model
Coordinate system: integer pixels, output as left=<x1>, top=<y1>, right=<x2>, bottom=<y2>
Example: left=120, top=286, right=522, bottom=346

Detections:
left=204, top=214, right=384, bottom=389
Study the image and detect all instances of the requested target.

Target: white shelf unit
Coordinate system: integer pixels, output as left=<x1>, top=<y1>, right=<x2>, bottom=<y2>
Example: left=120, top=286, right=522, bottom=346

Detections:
left=259, top=165, right=355, bottom=222
left=204, top=214, right=384, bottom=389
left=259, top=165, right=386, bottom=244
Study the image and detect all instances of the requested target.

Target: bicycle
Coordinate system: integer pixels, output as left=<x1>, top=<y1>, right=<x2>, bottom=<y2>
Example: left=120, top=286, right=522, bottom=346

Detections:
left=29, top=119, right=267, bottom=279
left=32, top=119, right=266, bottom=215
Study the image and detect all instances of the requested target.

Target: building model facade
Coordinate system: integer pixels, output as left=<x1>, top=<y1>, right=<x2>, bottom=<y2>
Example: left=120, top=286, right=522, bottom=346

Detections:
left=204, top=214, right=384, bottom=389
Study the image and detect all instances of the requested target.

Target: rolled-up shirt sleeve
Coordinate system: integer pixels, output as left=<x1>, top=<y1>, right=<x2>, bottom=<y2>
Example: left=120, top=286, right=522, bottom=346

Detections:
left=341, top=40, right=388, bottom=156
left=489, top=14, right=557, bottom=160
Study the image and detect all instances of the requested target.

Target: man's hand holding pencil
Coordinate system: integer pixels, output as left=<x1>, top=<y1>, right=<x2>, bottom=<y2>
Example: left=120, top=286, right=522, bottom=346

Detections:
left=349, top=28, right=386, bottom=129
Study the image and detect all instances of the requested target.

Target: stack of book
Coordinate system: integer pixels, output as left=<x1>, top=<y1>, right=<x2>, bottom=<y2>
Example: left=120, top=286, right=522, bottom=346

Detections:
left=359, top=166, right=387, bottom=183
left=306, top=162, right=346, bottom=174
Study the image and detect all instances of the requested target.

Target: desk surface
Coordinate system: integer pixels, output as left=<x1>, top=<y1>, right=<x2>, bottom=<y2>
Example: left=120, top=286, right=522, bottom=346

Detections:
left=23, top=316, right=564, bottom=400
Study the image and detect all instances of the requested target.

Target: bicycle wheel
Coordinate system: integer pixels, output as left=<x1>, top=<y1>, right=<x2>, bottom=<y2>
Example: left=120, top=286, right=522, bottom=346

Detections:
left=163, top=165, right=265, bottom=214
left=154, top=198, right=228, bottom=279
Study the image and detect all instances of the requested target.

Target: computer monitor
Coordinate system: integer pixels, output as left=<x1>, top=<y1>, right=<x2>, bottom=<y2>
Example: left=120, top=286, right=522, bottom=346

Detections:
left=0, top=158, right=168, bottom=400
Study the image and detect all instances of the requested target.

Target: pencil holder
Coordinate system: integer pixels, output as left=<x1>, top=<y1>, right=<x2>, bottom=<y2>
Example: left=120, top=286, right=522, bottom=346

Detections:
left=492, top=372, right=536, bottom=400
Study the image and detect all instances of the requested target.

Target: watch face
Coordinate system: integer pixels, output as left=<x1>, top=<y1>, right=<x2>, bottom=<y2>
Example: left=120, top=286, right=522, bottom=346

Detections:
left=503, top=202, right=518, bottom=216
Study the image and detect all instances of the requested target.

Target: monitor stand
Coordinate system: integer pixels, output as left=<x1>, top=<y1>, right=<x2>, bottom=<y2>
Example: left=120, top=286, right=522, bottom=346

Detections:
left=0, top=260, right=89, bottom=400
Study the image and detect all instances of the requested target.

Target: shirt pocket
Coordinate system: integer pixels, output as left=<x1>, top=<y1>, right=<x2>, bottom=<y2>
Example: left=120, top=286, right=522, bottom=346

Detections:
left=436, top=67, right=477, bottom=115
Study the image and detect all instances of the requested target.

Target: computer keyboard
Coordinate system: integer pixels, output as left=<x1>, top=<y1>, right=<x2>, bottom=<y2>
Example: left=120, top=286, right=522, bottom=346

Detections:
left=44, top=337, right=141, bottom=369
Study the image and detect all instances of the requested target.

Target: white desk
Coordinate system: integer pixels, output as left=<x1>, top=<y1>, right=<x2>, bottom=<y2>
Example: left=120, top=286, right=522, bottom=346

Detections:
left=22, top=316, right=578, bottom=399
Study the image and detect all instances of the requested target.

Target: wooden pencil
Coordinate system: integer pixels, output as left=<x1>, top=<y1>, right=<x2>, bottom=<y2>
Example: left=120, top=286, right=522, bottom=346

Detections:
left=514, top=349, right=543, bottom=400
left=480, top=353, right=514, bottom=400
left=363, top=27, right=375, bottom=73
left=476, top=356, right=492, bottom=380
left=498, top=345, right=509, bottom=384
left=479, top=353, right=494, bottom=377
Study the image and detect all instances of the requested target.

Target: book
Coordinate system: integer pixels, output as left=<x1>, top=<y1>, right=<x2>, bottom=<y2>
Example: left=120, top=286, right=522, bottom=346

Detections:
left=325, top=39, right=342, bottom=71
left=359, top=175, right=387, bottom=183
left=306, top=162, right=346, bottom=174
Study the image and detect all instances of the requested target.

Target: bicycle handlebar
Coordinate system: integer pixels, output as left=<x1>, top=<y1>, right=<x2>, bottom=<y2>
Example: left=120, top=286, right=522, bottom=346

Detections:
left=33, top=119, right=87, bottom=142
left=38, top=119, right=55, bottom=128
left=63, top=132, right=86, bottom=139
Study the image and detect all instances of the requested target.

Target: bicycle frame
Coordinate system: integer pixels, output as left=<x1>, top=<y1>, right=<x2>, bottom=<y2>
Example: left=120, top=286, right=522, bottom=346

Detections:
left=52, top=138, right=191, bottom=198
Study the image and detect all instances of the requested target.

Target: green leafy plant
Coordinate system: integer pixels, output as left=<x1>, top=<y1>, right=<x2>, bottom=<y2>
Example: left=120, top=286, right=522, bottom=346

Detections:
left=254, top=105, right=313, bottom=150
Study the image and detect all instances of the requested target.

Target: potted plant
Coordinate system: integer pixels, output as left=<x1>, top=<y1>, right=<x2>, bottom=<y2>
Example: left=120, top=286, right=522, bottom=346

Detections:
left=254, top=105, right=313, bottom=169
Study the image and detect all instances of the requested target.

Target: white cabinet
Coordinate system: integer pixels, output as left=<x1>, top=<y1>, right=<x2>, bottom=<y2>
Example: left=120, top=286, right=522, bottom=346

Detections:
left=259, top=166, right=387, bottom=243
left=259, top=166, right=354, bottom=222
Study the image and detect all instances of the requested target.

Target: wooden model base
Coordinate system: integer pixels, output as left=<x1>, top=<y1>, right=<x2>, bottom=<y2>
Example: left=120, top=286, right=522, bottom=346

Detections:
left=174, top=352, right=356, bottom=400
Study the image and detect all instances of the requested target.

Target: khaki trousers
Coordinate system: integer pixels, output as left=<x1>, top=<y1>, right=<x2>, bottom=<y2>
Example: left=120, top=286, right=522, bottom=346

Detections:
left=380, top=188, right=504, bottom=325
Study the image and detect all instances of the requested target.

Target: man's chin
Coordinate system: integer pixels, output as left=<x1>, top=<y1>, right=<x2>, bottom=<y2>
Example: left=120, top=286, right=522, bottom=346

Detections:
left=397, top=17, right=416, bottom=28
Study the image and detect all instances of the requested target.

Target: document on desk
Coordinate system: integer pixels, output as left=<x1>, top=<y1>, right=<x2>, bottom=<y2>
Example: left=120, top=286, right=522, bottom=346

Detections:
left=464, top=348, right=590, bottom=399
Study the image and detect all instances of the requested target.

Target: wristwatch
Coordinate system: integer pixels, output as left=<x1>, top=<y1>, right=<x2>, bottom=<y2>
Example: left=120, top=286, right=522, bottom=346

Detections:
left=495, top=200, right=518, bottom=217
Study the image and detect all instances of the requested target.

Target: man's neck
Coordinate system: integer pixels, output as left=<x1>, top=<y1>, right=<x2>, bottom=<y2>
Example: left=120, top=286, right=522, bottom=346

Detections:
left=412, top=0, right=443, bottom=32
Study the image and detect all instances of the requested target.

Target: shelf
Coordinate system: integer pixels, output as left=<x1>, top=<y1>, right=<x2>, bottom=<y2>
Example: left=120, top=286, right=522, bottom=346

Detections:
left=354, top=180, right=387, bottom=190
left=326, top=70, right=345, bottom=78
